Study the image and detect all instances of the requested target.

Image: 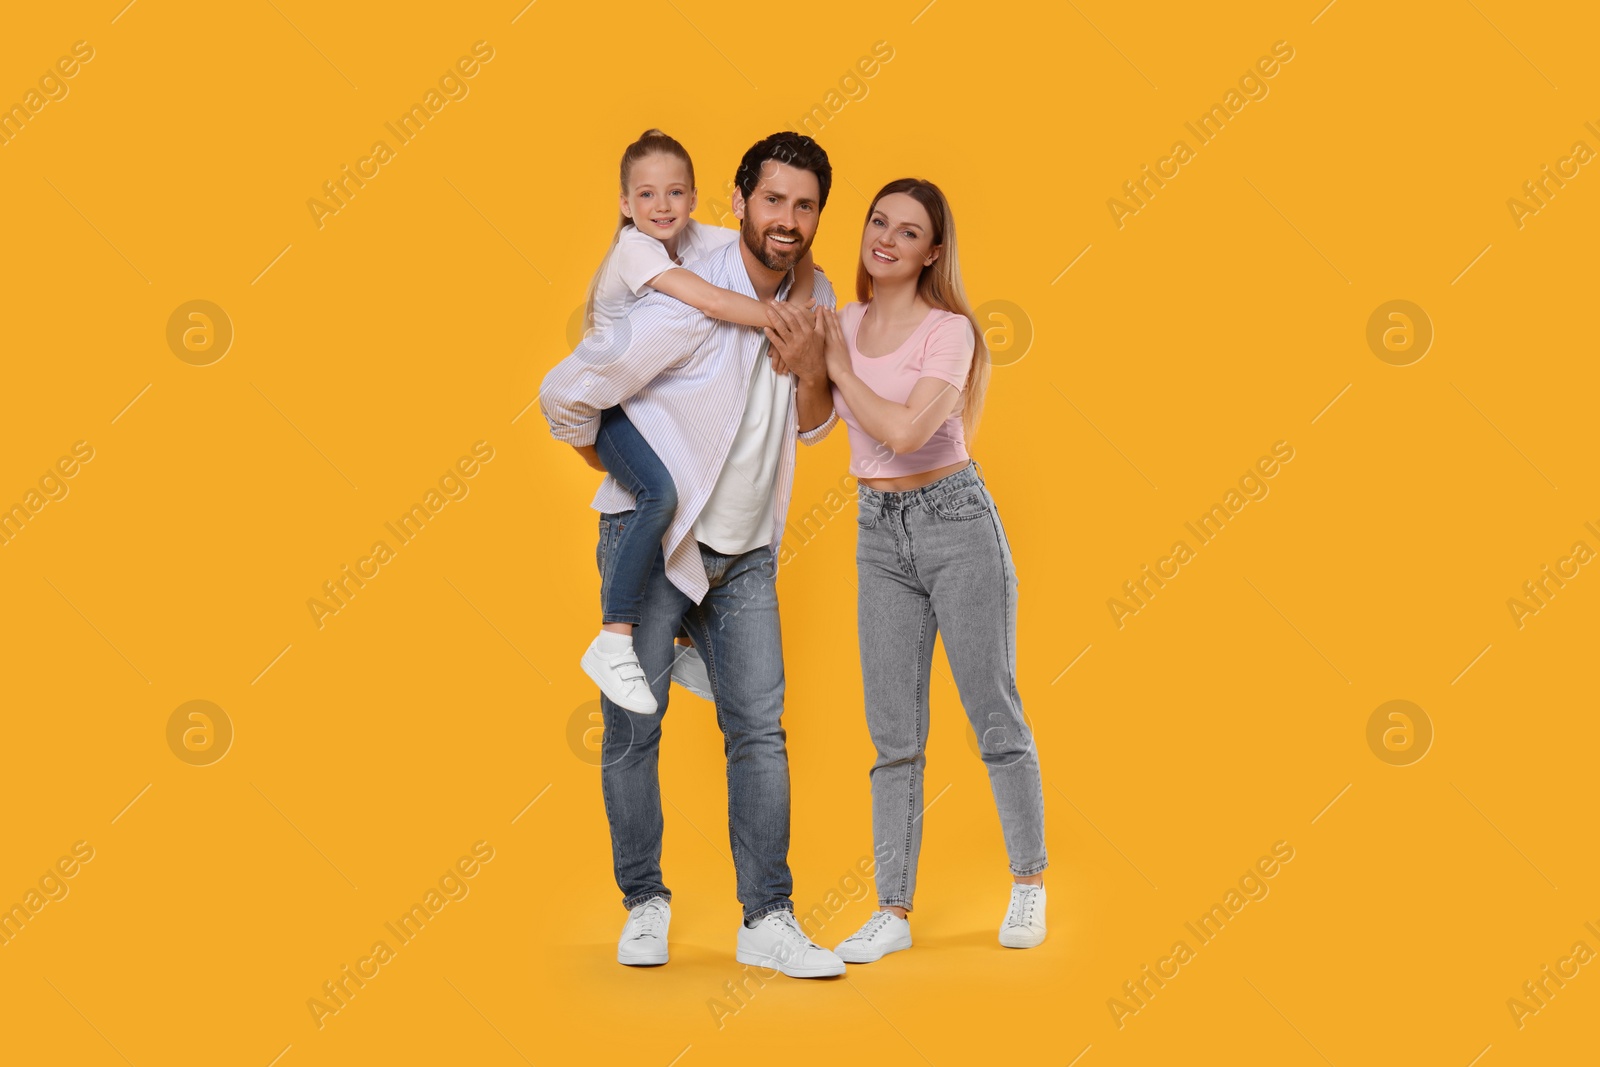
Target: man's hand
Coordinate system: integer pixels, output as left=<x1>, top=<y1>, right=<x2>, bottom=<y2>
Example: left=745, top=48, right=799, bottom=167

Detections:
left=764, top=301, right=826, bottom=384
left=573, top=443, right=606, bottom=472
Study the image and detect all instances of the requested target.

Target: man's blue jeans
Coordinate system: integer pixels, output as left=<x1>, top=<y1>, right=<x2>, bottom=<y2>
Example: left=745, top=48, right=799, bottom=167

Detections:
left=595, top=510, right=795, bottom=924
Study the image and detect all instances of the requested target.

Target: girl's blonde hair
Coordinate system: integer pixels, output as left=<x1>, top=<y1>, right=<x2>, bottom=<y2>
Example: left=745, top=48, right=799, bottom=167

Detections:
left=855, top=178, right=990, bottom=443
left=583, top=129, right=696, bottom=332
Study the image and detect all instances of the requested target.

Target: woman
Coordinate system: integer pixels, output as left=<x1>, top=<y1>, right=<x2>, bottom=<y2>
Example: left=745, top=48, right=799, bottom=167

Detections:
left=820, top=179, right=1047, bottom=961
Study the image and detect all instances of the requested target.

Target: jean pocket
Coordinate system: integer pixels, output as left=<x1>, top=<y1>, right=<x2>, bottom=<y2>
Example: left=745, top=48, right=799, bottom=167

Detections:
left=856, top=502, right=882, bottom=530
left=929, top=488, right=991, bottom=521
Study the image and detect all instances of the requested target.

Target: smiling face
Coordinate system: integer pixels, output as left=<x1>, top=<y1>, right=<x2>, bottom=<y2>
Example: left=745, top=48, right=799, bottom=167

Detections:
left=620, top=153, right=696, bottom=243
left=860, top=191, right=940, bottom=285
left=734, top=161, right=821, bottom=273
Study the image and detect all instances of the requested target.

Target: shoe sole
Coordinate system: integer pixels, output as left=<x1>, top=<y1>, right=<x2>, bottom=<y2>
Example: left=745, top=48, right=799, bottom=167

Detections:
left=735, top=948, right=844, bottom=977
left=581, top=650, right=658, bottom=715
left=999, top=930, right=1046, bottom=949
left=837, top=938, right=911, bottom=964
left=618, top=950, right=668, bottom=966
left=673, top=678, right=715, bottom=701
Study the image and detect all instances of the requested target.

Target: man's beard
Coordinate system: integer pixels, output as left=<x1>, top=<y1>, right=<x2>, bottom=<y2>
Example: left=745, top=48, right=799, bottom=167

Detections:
left=741, top=216, right=810, bottom=273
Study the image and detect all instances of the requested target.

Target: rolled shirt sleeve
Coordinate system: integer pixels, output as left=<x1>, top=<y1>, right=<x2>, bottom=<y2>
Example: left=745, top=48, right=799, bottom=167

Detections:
left=798, top=407, right=838, bottom=446
left=539, top=292, right=713, bottom=446
left=810, top=264, right=837, bottom=312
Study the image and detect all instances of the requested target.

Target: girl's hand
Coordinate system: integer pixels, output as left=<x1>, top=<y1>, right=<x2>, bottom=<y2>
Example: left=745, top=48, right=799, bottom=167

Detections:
left=765, top=302, right=793, bottom=375
left=820, top=307, right=851, bottom=380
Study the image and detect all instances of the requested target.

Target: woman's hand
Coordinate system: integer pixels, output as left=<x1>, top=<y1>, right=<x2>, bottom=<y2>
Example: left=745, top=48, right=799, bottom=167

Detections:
left=573, top=443, right=607, bottom=472
left=820, top=307, right=851, bottom=381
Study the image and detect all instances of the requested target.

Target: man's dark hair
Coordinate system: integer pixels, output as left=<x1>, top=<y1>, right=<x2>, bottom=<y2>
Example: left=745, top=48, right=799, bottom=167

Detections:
left=734, top=132, right=832, bottom=212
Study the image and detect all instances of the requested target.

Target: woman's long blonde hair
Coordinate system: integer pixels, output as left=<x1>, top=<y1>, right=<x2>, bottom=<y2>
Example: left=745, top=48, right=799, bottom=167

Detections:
left=855, top=178, right=990, bottom=443
left=583, top=129, right=696, bottom=332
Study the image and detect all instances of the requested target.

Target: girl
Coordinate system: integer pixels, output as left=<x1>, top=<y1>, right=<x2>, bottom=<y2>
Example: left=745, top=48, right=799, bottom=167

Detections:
left=578, top=129, right=815, bottom=715
left=819, top=179, right=1048, bottom=959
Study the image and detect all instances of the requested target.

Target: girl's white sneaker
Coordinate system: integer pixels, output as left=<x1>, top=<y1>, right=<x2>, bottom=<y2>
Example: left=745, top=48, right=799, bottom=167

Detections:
left=999, top=884, right=1047, bottom=948
left=670, top=642, right=714, bottom=700
left=581, top=635, right=658, bottom=715
left=835, top=910, right=912, bottom=963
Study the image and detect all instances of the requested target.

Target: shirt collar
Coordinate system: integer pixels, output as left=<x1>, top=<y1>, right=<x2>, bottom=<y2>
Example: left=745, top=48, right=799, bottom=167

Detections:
left=713, top=236, right=794, bottom=303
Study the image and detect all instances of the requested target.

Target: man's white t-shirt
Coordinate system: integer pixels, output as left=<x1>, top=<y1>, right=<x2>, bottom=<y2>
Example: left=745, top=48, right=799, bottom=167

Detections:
left=590, top=219, right=740, bottom=333
left=692, top=335, right=790, bottom=554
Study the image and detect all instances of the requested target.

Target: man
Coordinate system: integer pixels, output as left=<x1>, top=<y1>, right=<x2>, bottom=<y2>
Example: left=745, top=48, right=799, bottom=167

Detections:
left=540, top=132, right=845, bottom=977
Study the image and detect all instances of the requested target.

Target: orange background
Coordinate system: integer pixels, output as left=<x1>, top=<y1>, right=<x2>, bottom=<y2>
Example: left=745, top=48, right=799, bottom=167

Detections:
left=2, top=1, right=1596, bottom=1064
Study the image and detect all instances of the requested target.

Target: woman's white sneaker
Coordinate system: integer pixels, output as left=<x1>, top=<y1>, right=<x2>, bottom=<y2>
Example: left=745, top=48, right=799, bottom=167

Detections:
left=999, top=884, right=1047, bottom=948
left=581, top=633, right=658, bottom=715
left=736, top=911, right=845, bottom=977
left=835, top=910, right=912, bottom=963
left=618, top=897, right=670, bottom=965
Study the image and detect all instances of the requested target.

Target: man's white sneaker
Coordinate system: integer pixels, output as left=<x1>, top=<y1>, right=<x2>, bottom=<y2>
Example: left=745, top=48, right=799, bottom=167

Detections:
left=999, top=884, right=1047, bottom=948
left=835, top=910, right=912, bottom=963
left=618, top=897, right=670, bottom=965
left=736, top=910, right=845, bottom=977
left=581, top=634, right=658, bottom=715
left=671, top=642, right=714, bottom=701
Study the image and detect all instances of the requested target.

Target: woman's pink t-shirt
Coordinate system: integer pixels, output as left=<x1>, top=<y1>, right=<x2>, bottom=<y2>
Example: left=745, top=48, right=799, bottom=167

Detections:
left=831, top=302, right=976, bottom=478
